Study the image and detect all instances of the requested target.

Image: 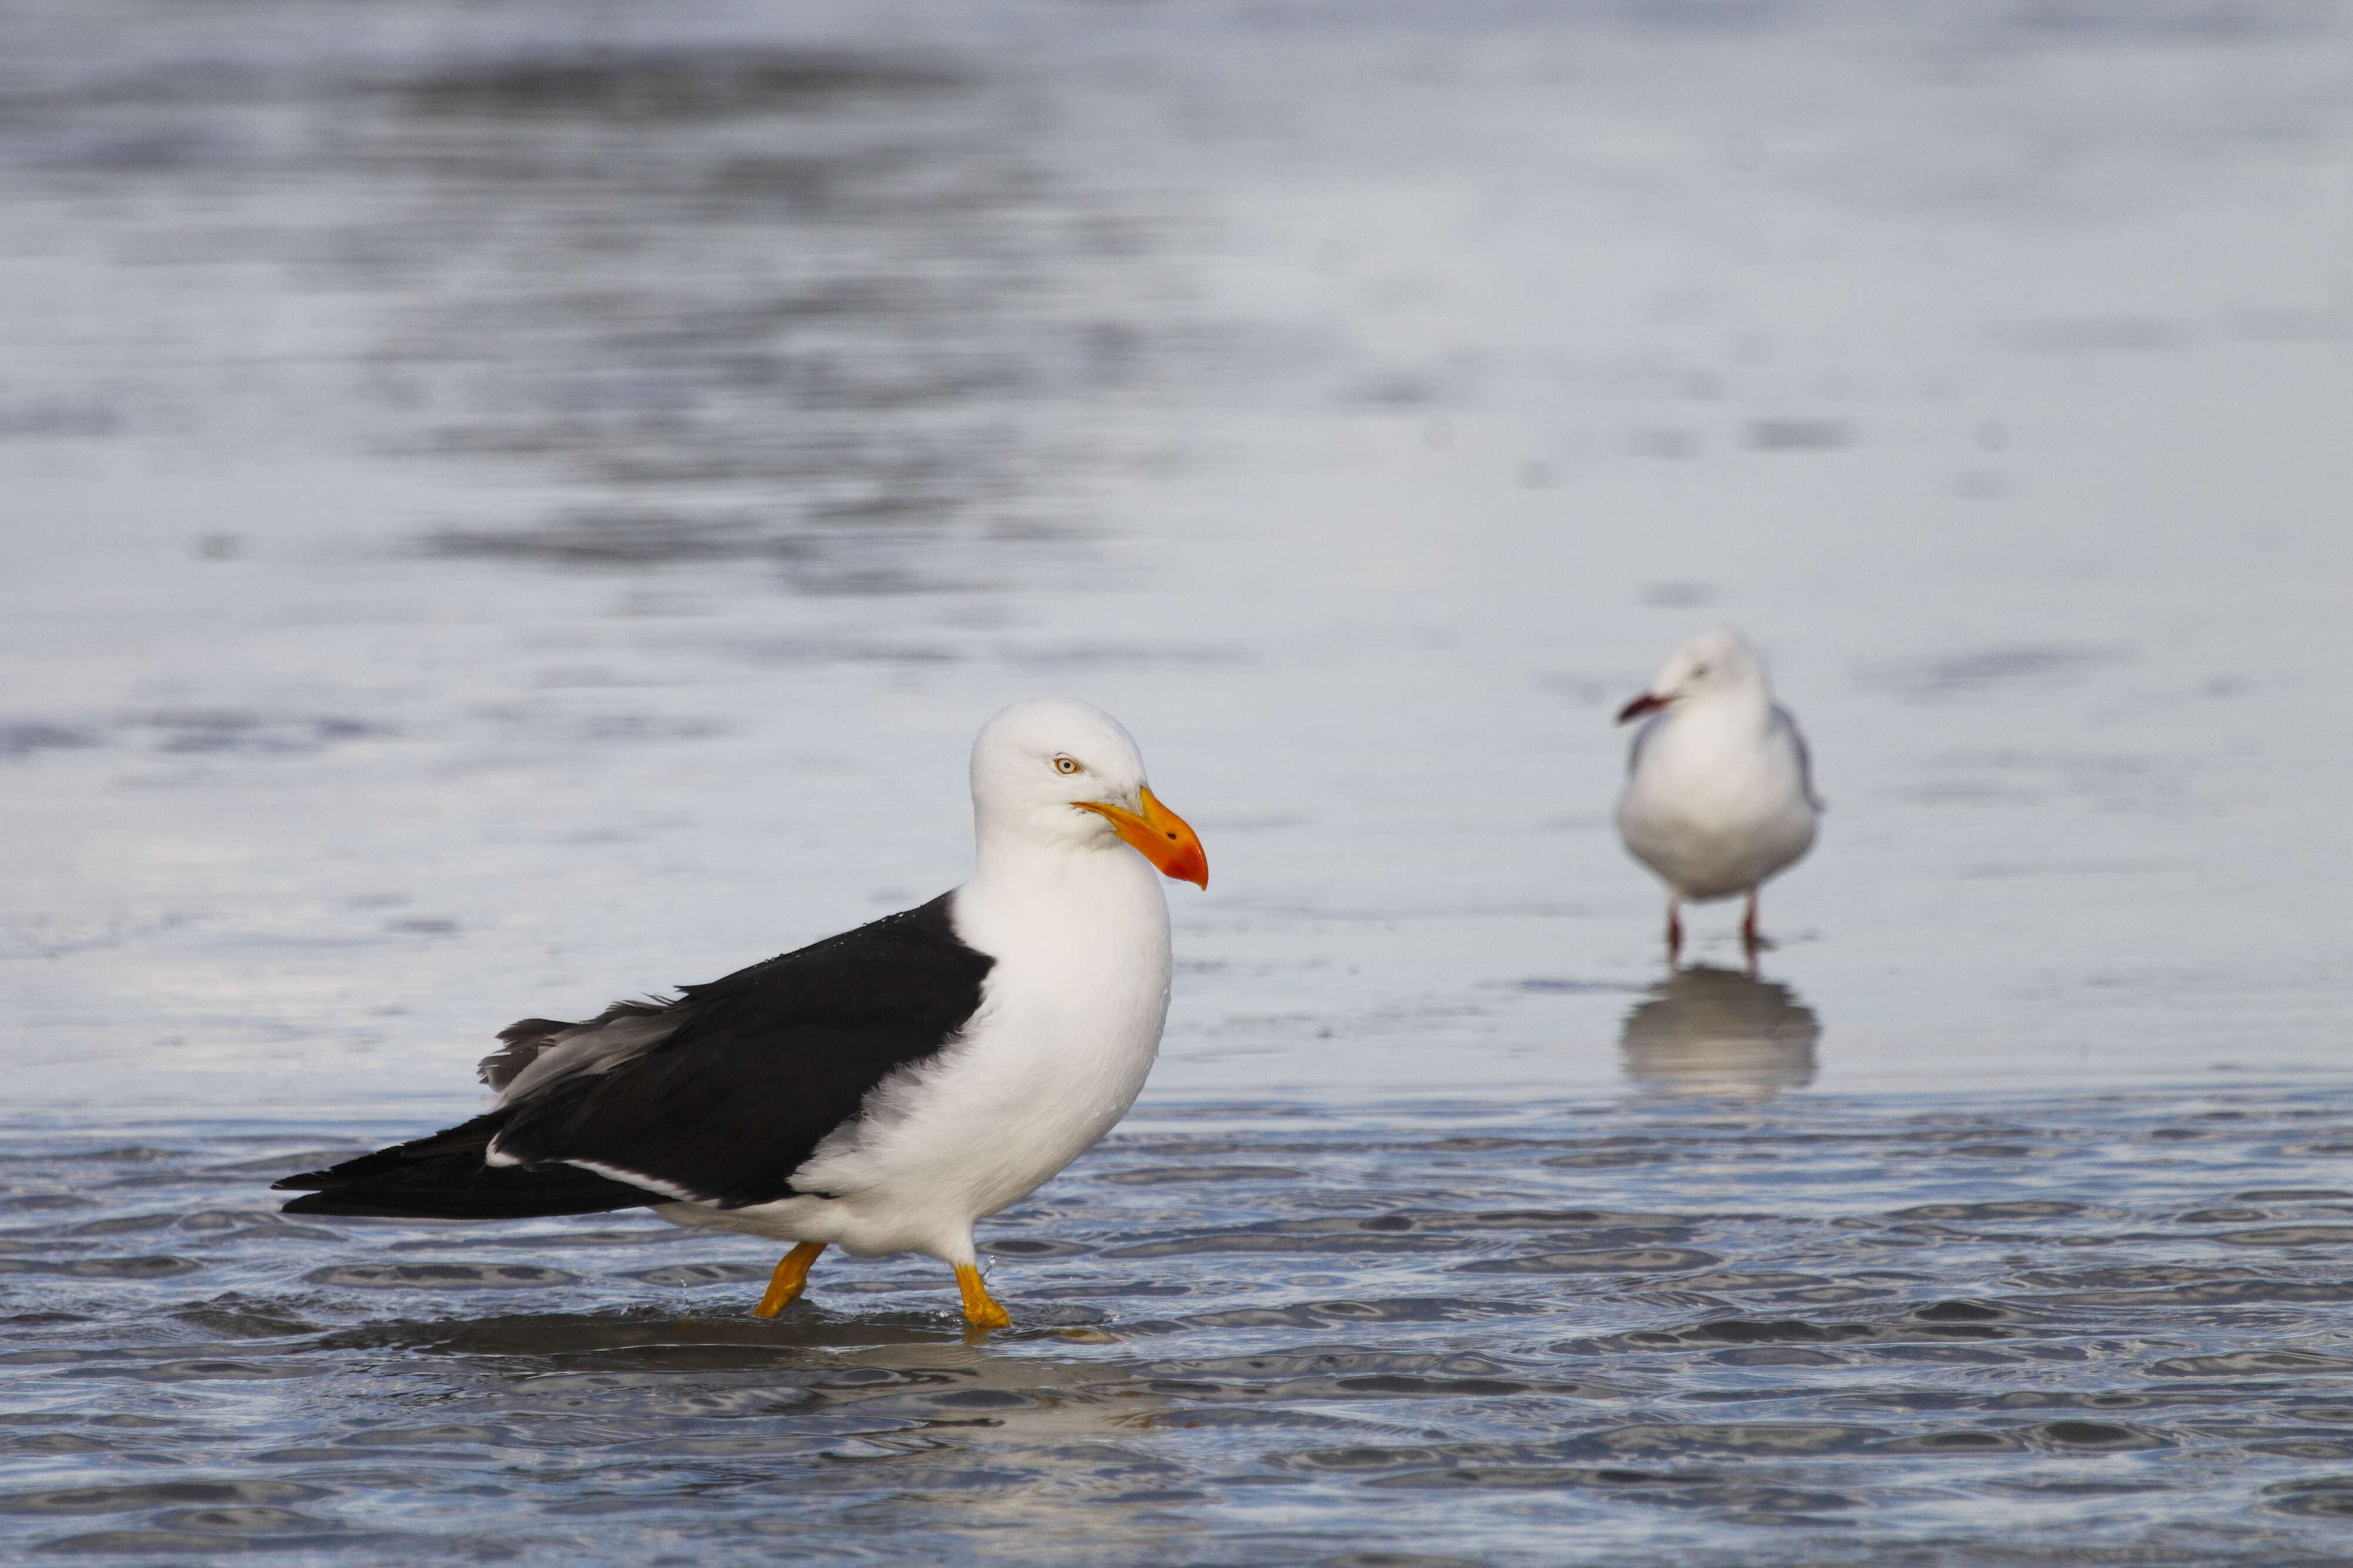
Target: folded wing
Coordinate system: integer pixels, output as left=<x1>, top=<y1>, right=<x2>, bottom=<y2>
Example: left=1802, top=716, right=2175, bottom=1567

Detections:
left=276, top=894, right=994, bottom=1219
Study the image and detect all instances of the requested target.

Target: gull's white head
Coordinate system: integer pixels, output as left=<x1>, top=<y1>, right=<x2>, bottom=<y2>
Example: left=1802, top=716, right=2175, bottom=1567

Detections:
left=970, top=697, right=1208, bottom=887
left=1617, top=628, right=1770, bottom=724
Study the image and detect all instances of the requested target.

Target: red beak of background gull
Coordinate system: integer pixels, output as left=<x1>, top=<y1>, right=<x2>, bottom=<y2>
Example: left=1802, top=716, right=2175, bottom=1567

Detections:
left=1616, top=693, right=1669, bottom=724
left=1077, top=787, right=1210, bottom=889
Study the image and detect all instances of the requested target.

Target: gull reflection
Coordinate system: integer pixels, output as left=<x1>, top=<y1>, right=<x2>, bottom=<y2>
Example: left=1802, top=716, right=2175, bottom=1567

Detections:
left=1620, top=965, right=1819, bottom=1102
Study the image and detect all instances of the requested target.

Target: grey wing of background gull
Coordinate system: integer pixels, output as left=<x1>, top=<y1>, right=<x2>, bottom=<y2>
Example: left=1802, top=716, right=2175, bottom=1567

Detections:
left=1773, top=704, right=1825, bottom=811
left=1626, top=713, right=1664, bottom=778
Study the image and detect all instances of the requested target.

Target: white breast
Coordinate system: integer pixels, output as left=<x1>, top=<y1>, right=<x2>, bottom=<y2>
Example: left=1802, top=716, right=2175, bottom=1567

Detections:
left=1618, top=703, right=1817, bottom=901
left=782, top=845, right=1171, bottom=1258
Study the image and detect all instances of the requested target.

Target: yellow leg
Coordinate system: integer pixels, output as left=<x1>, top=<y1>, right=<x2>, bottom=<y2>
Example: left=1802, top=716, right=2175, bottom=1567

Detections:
left=954, top=1262, right=1012, bottom=1332
left=752, top=1241, right=825, bottom=1319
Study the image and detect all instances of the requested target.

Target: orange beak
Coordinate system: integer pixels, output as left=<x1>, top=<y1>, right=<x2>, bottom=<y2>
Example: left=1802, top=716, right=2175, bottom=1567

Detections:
left=1076, top=787, right=1209, bottom=889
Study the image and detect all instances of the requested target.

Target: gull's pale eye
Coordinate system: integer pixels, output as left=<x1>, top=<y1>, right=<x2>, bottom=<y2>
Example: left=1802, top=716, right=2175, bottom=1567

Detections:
left=1691, top=663, right=1710, bottom=678
left=1053, top=755, right=1082, bottom=775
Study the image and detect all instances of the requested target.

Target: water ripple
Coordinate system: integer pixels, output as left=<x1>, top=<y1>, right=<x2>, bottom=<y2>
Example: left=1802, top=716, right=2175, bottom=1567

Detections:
left=2, top=1088, right=2352, bottom=1563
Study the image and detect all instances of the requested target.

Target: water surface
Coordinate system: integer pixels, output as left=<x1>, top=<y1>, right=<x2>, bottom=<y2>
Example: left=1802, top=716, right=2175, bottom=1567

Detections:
left=9, top=1084, right=2353, bottom=1564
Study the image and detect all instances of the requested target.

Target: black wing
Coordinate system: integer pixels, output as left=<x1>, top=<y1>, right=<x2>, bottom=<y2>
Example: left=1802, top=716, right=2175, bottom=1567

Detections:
left=275, top=892, right=993, bottom=1219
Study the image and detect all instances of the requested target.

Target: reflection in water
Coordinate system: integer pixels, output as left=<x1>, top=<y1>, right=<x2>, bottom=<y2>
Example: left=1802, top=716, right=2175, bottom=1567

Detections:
left=1620, top=965, right=1820, bottom=1102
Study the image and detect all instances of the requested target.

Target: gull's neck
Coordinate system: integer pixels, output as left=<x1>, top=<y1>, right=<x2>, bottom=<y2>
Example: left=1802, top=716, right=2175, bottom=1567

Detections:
left=955, top=827, right=1167, bottom=964
left=1680, top=681, right=1774, bottom=731
left=963, top=826, right=1164, bottom=930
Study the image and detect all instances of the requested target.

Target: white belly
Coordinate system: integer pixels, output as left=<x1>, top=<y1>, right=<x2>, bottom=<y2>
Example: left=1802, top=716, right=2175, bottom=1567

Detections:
left=1618, top=708, right=1817, bottom=901
left=1619, top=797, right=1815, bottom=901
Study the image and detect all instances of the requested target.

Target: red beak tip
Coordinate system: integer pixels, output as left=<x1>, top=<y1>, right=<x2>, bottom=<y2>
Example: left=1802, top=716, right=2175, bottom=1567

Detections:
left=1615, top=695, right=1654, bottom=724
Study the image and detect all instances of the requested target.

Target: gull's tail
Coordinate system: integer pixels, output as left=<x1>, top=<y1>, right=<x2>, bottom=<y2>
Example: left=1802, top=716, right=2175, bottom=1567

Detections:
left=272, top=1113, right=665, bottom=1220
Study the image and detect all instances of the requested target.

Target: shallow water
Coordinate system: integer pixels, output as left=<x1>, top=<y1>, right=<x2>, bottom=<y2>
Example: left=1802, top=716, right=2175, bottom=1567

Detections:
left=11, top=1084, right=2353, bottom=1564
left=4, top=0, right=2352, bottom=1562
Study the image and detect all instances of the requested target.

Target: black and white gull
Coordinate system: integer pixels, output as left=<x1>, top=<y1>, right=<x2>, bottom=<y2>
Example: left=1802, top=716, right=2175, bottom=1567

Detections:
left=276, top=698, right=1208, bottom=1332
